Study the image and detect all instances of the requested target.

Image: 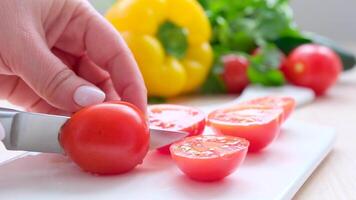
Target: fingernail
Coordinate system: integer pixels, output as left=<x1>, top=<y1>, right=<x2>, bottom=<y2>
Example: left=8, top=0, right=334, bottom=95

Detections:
left=74, top=86, right=106, bottom=107
left=0, top=123, right=5, bottom=141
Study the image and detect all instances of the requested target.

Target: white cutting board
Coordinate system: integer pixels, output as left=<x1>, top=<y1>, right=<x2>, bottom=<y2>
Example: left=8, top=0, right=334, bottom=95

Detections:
left=0, top=120, right=334, bottom=200
left=0, top=85, right=333, bottom=200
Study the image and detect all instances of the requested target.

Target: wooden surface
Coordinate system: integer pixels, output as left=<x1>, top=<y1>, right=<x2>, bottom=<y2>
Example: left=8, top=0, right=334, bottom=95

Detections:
left=292, top=68, right=356, bottom=200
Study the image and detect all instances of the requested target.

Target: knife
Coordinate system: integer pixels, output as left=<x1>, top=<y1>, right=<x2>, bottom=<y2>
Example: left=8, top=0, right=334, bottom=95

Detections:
left=0, top=107, right=187, bottom=154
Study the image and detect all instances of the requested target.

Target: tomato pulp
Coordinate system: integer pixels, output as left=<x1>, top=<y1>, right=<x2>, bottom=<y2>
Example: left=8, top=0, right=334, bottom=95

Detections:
left=208, top=105, right=281, bottom=152
left=242, top=96, right=296, bottom=123
left=60, top=101, right=149, bottom=175
left=149, top=104, right=206, bottom=154
left=170, top=135, right=249, bottom=181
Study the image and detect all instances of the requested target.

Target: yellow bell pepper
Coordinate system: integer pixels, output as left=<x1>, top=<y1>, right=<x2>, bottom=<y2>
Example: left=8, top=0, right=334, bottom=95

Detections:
left=106, top=0, right=213, bottom=97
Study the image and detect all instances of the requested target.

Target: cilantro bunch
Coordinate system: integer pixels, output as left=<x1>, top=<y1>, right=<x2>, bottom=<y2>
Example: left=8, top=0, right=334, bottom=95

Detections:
left=199, top=0, right=300, bottom=93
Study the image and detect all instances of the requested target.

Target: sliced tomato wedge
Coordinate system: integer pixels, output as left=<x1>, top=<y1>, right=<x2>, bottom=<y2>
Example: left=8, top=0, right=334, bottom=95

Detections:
left=207, top=105, right=281, bottom=152
left=242, top=96, right=296, bottom=123
left=149, top=104, right=206, bottom=154
left=170, top=135, right=249, bottom=181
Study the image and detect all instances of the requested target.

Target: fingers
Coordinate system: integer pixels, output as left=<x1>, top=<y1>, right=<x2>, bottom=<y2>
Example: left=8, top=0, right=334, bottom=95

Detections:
left=28, top=99, right=71, bottom=116
left=84, top=13, right=147, bottom=113
left=54, top=2, right=147, bottom=113
left=16, top=38, right=105, bottom=112
left=0, top=56, right=12, bottom=75
left=0, top=75, right=66, bottom=115
left=51, top=48, right=77, bottom=69
left=1, top=76, right=41, bottom=108
left=77, top=55, right=120, bottom=101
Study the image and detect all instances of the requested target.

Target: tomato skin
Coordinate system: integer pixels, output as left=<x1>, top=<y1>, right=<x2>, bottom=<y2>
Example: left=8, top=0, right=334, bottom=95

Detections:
left=282, top=44, right=342, bottom=95
left=208, top=105, right=281, bottom=152
left=148, top=104, right=206, bottom=154
left=221, top=54, right=249, bottom=94
left=60, top=102, right=149, bottom=175
left=243, top=96, right=296, bottom=123
left=170, top=135, right=249, bottom=181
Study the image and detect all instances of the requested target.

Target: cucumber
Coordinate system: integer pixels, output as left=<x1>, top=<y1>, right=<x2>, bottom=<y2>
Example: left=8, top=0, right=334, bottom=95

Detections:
left=274, top=33, right=356, bottom=71
left=308, top=33, right=356, bottom=71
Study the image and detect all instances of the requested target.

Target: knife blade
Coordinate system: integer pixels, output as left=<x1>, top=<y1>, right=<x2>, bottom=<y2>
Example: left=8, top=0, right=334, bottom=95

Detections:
left=0, top=108, right=187, bottom=153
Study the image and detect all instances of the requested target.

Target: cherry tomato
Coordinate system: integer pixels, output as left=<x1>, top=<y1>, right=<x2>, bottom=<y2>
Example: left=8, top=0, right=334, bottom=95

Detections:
left=242, top=96, right=296, bottom=123
left=60, top=101, right=149, bottom=175
left=221, top=54, right=249, bottom=94
left=282, top=44, right=342, bottom=95
left=208, top=105, right=281, bottom=152
left=170, top=135, right=249, bottom=181
left=149, top=104, right=205, bottom=154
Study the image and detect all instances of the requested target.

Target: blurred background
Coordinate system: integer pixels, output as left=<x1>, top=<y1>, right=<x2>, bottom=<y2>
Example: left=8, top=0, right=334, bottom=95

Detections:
left=89, top=0, right=356, bottom=48
left=290, top=0, right=355, bottom=48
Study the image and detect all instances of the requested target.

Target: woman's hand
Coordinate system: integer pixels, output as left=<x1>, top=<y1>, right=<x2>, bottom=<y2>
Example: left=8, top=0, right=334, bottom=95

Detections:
left=0, top=0, right=147, bottom=115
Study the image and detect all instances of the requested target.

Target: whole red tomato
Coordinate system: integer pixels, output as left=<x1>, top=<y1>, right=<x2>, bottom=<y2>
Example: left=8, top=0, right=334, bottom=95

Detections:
left=282, top=44, right=342, bottom=95
left=221, top=54, right=249, bottom=93
left=60, top=101, right=149, bottom=175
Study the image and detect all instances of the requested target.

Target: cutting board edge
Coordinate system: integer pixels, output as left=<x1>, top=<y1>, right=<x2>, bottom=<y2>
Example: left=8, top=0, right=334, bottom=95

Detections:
left=278, top=126, right=336, bottom=200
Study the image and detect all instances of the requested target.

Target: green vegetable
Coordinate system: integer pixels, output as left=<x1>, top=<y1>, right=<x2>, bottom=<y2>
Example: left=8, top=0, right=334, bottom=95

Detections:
left=275, top=33, right=356, bottom=71
left=307, top=33, right=356, bottom=71
left=248, top=44, right=285, bottom=86
left=199, top=0, right=354, bottom=93
left=157, top=21, right=188, bottom=59
left=148, top=96, right=167, bottom=104
left=199, top=0, right=295, bottom=90
left=200, top=62, right=226, bottom=94
left=274, top=35, right=312, bottom=54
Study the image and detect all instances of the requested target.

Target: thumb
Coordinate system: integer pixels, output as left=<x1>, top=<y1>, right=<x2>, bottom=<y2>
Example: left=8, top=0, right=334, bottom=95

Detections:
left=16, top=46, right=105, bottom=112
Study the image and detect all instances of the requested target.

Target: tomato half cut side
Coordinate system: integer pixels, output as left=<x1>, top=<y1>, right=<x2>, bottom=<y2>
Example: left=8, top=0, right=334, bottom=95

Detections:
left=208, top=105, right=281, bottom=152
left=170, top=135, right=249, bottom=182
left=149, top=104, right=206, bottom=154
left=242, top=96, right=296, bottom=123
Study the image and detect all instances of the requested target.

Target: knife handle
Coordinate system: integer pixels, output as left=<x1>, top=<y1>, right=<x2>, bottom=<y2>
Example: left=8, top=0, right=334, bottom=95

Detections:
left=0, top=108, right=18, bottom=141
left=0, top=107, right=22, bottom=114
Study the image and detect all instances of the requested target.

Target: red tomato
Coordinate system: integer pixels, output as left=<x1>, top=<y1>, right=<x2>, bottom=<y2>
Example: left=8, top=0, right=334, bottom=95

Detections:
left=221, top=54, right=249, bottom=93
left=242, top=96, right=296, bottom=123
left=282, top=44, right=342, bottom=95
left=170, top=135, right=249, bottom=181
left=149, top=104, right=206, bottom=154
left=60, top=101, right=149, bottom=175
left=208, top=105, right=281, bottom=152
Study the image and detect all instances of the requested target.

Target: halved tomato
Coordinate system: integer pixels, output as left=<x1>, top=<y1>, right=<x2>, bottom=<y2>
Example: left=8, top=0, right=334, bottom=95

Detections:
left=170, top=135, right=249, bottom=181
left=242, top=96, right=296, bottom=123
left=207, top=105, right=281, bottom=152
left=149, top=104, right=206, bottom=154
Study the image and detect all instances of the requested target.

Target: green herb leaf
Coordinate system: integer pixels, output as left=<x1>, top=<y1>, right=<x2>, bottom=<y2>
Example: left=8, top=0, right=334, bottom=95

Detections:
left=157, top=21, right=188, bottom=59
left=200, top=63, right=226, bottom=94
left=199, top=0, right=295, bottom=89
left=148, top=96, right=167, bottom=104
left=247, top=43, right=285, bottom=86
left=247, top=67, right=285, bottom=86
